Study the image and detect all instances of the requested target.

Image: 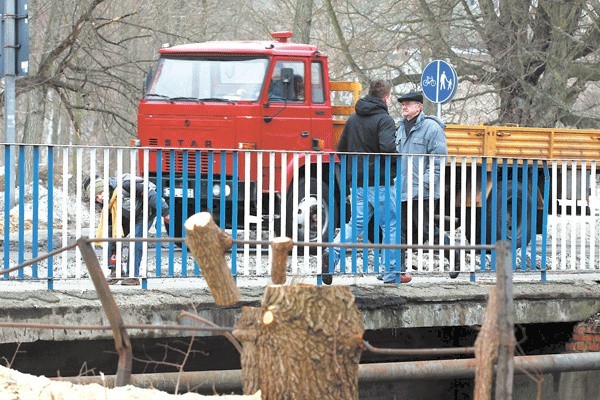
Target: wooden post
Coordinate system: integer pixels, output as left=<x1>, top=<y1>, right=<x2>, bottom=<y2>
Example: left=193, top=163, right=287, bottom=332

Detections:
left=495, top=240, right=515, bottom=400
left=233, top=285, right=364, bottom=400
left=270, top=237, right=293, bottom=285
left=474, top=286, right=499, bottom=400
left=473, top=241, right=516, bottom=400
left=184, top=212, right=240, bottom=306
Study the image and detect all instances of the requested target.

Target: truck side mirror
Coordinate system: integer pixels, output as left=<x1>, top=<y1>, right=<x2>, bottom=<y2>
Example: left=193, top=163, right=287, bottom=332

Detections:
left=280, top=68, right=294, bottom=100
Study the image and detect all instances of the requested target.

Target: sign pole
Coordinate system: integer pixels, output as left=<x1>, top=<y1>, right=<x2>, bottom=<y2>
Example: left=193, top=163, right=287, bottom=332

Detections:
left=3, top=0, right=17, bottom=208
left=437, top=102, right=442, bottom=120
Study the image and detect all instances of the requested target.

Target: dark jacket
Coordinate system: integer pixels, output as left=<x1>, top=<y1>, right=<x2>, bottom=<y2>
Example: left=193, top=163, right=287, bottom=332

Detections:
left=337, top=94, right=397, bottom=187
left=105, top=174, right=169, bottom=223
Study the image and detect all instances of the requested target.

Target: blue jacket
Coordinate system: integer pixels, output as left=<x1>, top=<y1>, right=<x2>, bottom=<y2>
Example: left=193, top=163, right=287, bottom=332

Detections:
left=396, top=112, right=447, bottom=200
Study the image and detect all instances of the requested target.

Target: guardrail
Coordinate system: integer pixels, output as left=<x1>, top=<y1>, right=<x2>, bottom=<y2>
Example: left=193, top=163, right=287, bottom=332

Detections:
left=1, top=143, right=598, bottom=289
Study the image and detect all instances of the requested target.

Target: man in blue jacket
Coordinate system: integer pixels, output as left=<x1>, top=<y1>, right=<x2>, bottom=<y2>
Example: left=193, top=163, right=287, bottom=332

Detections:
left=394, top=91, right=460, bottom=280
left=322, top=80, right=409, bottom=285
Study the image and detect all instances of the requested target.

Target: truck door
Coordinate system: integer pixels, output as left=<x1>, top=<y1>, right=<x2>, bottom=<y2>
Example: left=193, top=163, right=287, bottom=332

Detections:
left=308, top=61, right=333, bottom=149
left=261, top=60, right=312, bottom=152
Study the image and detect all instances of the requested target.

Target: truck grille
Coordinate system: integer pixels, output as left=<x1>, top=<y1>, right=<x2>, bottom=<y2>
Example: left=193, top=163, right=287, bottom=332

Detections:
left=166, top=151, right=210, bottom=174
left=149, top=147, right=210, bottom=174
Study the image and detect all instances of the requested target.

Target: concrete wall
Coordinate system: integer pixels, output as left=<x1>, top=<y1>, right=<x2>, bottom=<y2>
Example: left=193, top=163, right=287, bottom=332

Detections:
left=1, top=281, right=599, bottom=343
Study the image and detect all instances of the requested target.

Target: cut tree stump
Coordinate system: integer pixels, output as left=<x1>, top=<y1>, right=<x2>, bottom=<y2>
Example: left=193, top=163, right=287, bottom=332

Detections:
left=185, top=212, right=240, bottom=306
left=270, top=237, right=293, bottom=285
left=232, top=284, right=364, bottom=400
left=232, top=306, right=263, bottom=395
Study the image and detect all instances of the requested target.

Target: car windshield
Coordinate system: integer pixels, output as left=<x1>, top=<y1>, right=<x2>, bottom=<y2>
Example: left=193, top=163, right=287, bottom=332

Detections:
left=146, top=56, right=268, bottom=102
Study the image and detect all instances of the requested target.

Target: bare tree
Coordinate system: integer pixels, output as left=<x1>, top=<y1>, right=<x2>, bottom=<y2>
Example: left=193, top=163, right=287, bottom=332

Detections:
left=417, top=0, right=600, bottom=127
left=5, top=0, right=600, bottom=147
left=318, top=0, right=600, bottom=128
left=292, top=0, right=315, bottom=43
left=4, top=0, right=265, bottom=147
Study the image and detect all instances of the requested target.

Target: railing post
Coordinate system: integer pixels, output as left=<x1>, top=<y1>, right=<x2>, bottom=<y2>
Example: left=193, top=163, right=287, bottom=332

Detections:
left=495, top=240, right=515, bottom=399
left=77, top=237, right=132, bottom=387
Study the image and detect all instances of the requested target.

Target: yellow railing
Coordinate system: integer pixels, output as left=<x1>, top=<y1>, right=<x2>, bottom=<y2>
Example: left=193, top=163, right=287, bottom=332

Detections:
left=445, top=124, right=600, bottom=161
left=331, top=81, right=363, bottom=147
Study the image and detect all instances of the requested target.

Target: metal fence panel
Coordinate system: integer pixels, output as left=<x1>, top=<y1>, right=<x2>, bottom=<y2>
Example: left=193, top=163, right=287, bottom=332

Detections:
left=1, top=144, right=599, bottom=289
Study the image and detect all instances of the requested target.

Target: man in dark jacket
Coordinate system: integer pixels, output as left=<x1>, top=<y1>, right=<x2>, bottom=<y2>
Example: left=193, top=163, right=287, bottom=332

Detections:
left=322, top=80, right=410, bottom=285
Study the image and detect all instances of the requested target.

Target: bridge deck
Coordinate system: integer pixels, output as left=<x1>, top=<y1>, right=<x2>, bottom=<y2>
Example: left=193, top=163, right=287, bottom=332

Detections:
left=1, top=275, right=599, bottom=344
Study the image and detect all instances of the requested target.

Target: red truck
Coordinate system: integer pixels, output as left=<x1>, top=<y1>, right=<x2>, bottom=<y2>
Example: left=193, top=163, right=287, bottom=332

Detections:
left=137, top=31, right=358, bottom=244
left=137, top=31, right=600, bottom=249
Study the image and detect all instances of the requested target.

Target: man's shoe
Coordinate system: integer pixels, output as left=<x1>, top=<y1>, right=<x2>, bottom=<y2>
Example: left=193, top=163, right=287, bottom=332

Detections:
left=106, top=269, right=120, bottom=285
left=376, top=273, right=384, bottom=281
left=121, top=278, right=140, bottom=286
left=382, top=273, right=412, bottom=284
left=321, top=252, right=333, bottom=285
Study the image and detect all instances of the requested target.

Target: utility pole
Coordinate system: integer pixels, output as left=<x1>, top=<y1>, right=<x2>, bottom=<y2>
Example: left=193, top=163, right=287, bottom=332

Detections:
left=3, top=0, right=17, bottom=208
left=2, top=0, right=28, bottom=209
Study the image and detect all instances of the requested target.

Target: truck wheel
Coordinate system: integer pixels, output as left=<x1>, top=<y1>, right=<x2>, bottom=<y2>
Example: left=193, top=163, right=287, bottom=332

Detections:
left=167, top=199, right=199, bottom=248
left=285, top=177, right=334, bottom=253
left=486, top=184, right=532, bottom=247
left=166, top=200, right=186, bottom=248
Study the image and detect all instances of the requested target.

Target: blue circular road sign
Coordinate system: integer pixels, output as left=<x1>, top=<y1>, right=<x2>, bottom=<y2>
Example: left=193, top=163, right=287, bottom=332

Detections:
left=421, top=60, right=458, bottom=104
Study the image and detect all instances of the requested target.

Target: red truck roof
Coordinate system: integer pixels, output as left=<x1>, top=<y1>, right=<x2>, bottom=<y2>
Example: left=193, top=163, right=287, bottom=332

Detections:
left=158, top=40, right=322, bottom=58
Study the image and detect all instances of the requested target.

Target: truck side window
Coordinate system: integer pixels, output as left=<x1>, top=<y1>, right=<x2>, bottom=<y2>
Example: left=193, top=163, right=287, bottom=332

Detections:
left=269, top=61, right=305, bottom=102
left=311, top=62, right=325, bottom=104
left=293, top=74, right=305, bottom=101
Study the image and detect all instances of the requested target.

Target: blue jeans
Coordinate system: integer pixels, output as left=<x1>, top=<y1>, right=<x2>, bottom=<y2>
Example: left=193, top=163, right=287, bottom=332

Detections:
left=130, top=220, right=145, bottom=277
left=109, top=216, right=154, bottom=277
left=329, top=186, right=400, bottom=273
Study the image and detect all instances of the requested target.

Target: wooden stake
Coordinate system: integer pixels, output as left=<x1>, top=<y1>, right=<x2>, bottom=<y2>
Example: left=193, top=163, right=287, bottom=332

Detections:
left=495, top=241, right=515, bottom=399
left=184, top=212, right=240, bottom=306
left=474, top=286, right=499, bottom=400
left=270, top=237, right=293, bottom=285
left=233, top=285, right=364, bottom=400
left=474, top=241, right=516, bottom=400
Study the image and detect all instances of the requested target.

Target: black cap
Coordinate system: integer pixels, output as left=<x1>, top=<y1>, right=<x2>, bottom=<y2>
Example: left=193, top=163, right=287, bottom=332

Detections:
left=397, top=91, right=423, bottom=103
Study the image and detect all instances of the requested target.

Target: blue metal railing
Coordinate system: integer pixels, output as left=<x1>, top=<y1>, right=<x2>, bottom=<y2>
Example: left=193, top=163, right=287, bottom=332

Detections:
left=1, top=143, right=598, bottom=290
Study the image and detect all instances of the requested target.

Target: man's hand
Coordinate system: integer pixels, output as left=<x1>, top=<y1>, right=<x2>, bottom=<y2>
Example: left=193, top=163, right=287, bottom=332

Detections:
left=163, top=215, right=170, bottom=225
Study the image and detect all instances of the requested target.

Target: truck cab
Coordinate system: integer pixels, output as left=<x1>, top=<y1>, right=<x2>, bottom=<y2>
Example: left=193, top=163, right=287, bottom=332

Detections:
left=137, top=32, right=343, bottom=242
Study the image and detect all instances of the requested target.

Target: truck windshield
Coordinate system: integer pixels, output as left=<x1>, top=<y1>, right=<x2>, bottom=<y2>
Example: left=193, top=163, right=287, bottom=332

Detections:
left=146, top=56, right=268, bottom=102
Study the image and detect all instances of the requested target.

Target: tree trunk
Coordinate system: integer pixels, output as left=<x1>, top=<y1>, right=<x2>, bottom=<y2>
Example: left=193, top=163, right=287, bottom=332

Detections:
left=233, top=285, right=364, bottom=400
left=184, top=212, right=240, bottom=306
left=233, top=306, right=263, bottom=395
left=292, top=0, right=314, bottom=43
left=270, top=237, right=293, bottom=285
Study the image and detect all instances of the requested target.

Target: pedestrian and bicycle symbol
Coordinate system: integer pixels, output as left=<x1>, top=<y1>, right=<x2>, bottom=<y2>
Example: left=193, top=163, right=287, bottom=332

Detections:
left=421, top=60, right=458, bottom=104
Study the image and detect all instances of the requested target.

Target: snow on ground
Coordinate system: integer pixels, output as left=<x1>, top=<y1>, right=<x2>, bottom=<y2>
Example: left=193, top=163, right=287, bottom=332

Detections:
left=0, top=365, right=259, bottom=399
left=0, top=183, right=92, bottom=232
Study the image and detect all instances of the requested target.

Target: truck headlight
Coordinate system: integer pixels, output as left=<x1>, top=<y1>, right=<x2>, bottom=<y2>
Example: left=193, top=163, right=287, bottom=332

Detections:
left=213, top=184, right=231, bottom=197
